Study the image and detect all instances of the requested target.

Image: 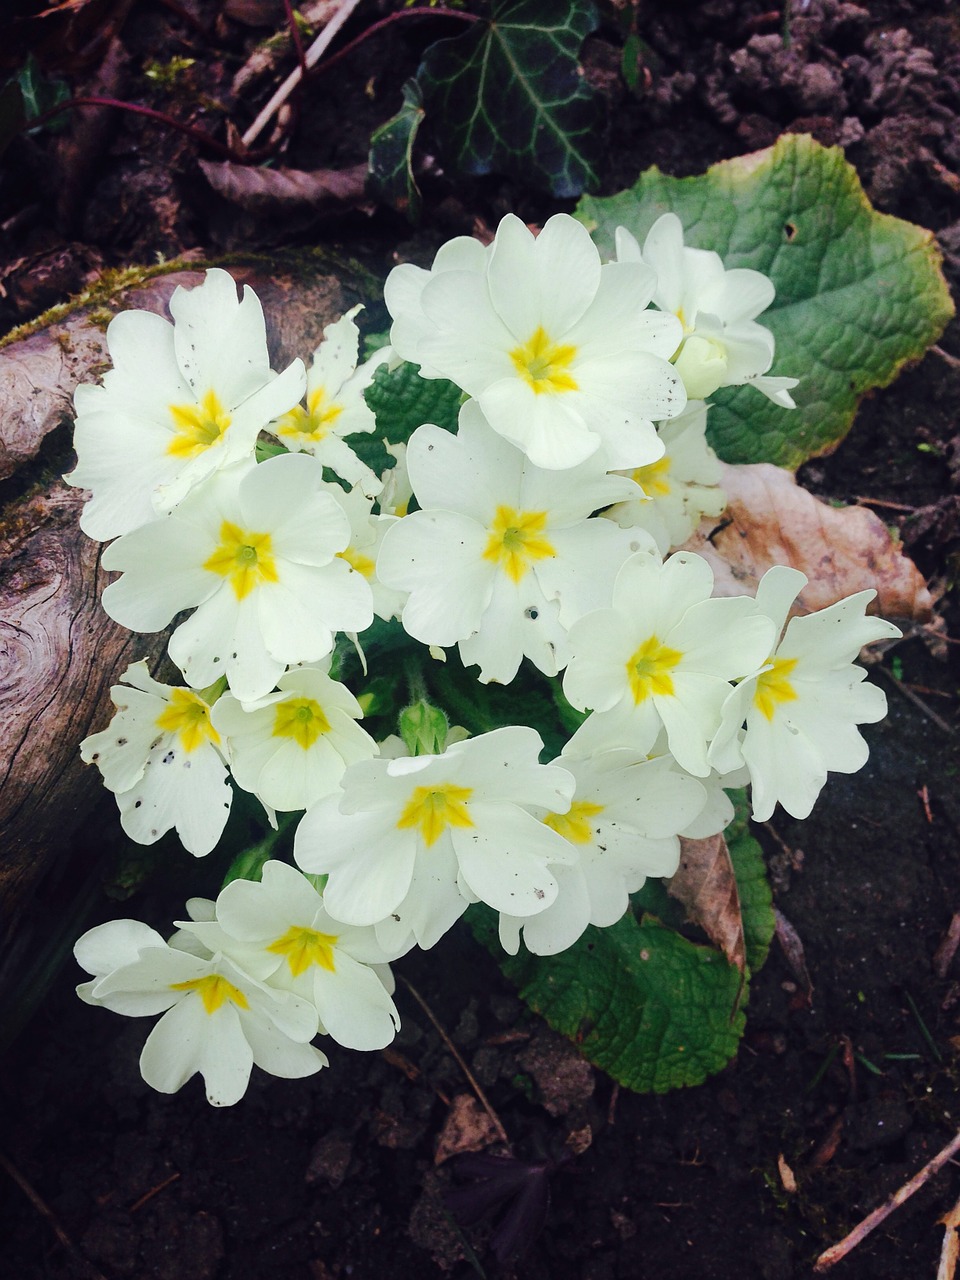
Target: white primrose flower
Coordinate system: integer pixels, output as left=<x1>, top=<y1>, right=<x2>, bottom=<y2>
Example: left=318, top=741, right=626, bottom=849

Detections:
left=322, top=482, right=406, bottom=622
left=67, top=268, right=306, bottom=541
left=294, top=726, right=577, bottom=951
left=605, top=401, right=727, bottom=554
left=75, top=920, right=326, bottom=1107
left=499, top=734, right=708, bottom=957
left=268, top=307, right=385, bottom=499
left=100, top=453, right=374, bottom=702
left=384, top=212, right=686, bottom=471
left=708, top=566, right=901, bottom=821
left=616, top=214, right=798, bottom=406
left=185, top=860, right=403, bottom=1052
left=80, top=660, right=231, bottom=856
left=562, top=549, right=776, bottom=776
left=378, top=440, right=413, bottom=518
left=211, top=665, right=377, bottom=812
left=376, top=402, right=651, bottom=684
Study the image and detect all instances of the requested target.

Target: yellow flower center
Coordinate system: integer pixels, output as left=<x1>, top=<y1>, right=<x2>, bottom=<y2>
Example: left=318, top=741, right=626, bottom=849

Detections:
left=509, top=326, right=579, bottom=395
left=275, top=386, right=344, bottom=443
left=482, top=505, right=555, bottom=583
left=168, top=388, right=232, bottom=459
left=397, top=782, right=474, bottom=847
left=337, top=545, right=376, bottom=579
left=753, top=655, right=799, bottom=721
left=155, top=688, right=220, bottom=752
left=272, top=696, right=331, bottom=750
left=203, top=520, right=279, bottom=600
left=543, top=799, right=604, bottom=844
left=626, top=635, right=683, bottom=703
left=267, top=925, right=338, bottom=977
left=630, top=455, right=672, bottom=498
left=169, top=973, right=249, bottom=1015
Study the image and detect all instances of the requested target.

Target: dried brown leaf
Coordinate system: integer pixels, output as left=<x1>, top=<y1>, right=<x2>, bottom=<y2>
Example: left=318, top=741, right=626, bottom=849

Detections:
left=682, top=462, right=933, bottom=623
left=666, top=833, right=746, bottom=974
left=434, top=1094, right=503, bottom=1166
left=199, top=159, right=369, bottom=216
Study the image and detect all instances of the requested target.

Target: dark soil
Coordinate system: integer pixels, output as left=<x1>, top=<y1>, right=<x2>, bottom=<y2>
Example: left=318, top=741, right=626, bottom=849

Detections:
left=2, top=2, right=960, bottom=1278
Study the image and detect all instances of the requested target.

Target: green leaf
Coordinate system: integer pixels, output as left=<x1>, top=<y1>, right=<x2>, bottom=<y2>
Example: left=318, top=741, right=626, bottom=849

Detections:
left=471, top=906, right=746, bottom=1092
left=577, top=134, right=954, bottom=466
left=363, top=359, right=461, bottom=448
left=418, top=0, right=602, bottom=198
left=728, top=823, right=775, bottom=975
left=17, top=53, right=70, bottom=135
left=368, top=79, right=426, bottom=223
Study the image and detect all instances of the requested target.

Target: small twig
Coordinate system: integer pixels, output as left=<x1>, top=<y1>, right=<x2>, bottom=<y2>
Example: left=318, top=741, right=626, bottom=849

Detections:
left=934, top=913, right=960, bottom=980
left=0, top=1151, right=109, bottom=1280
left=129, top=1171, right=181, bottom=1213
left=932, top=344, right=960, bottom=370
left=400, top=976, right=510, bottom=1150
left=241, top=0, right=365, bottom=148
left=283, top=0, right=309, bottom=82
left=814, top=1128, right=960, bottom=1271
left=241, top=1, right=480, bottom=148
left=878, top=665, right=956, bottom=736
left=853, top=496, right=918, bottom=513
left=25, top=95, right=263, bottom=164
left=937, top=1192, right=960, bottom=1280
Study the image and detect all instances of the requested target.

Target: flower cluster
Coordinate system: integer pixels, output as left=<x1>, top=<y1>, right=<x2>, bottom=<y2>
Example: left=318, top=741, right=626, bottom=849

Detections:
left=70, top=216, right=897, bottom=1104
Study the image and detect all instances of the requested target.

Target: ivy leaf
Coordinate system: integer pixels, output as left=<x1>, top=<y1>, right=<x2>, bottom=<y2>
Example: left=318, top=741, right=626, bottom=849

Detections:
left=363, top=359, right=461, bottom=445
left=577, top=134, right=954, bottom=467
left=368, top=79, right=426, bottom=222
left=471, top=906, right=745, bottom=1092
left=418, top=0, right=602, bottom=198
left=17, top=53, right=70, bottom=135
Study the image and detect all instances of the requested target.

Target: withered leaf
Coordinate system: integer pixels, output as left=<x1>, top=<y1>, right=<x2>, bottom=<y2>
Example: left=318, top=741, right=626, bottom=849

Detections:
left=434, top=1094, right=503, bottom=1166
left=199, top=159, right=370, bottom=216
left=682, top=462, right=933, bottom=623
left=666, top=833, right=746, bottom=974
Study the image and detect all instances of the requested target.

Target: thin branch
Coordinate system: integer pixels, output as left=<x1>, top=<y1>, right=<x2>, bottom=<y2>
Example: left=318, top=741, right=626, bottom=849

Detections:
left=241, top=1, right=480, bottom=148
left=877, top=665, right=956, bottom=736
left=0, top=1151, right=109, bottom=1280
left=25, top=95, right=264, bottom=163
left=400, top=976, right=511, bottom=1150
left=283, top=0, right=309, bottom=82
left=814, top=1128, right=960, bottom=1271
left=241, top=0, right=365, bottom=148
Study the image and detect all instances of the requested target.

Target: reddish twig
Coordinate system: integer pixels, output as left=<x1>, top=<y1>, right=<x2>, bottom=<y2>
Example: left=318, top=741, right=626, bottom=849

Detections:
left=23, top=95, right=271, bottom=164
left=814, top=1128, right=960, bottom=1271
left=313, top=5, right=481, bottom=79
left=283, top=0, right=309, bottom=81
left=129, top=1171, right=181, bottom=1213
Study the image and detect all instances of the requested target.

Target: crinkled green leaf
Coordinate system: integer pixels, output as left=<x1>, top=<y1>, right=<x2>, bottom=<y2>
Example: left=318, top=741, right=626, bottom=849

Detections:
left=577, top=134, right=954, bottom=466
left=368, top=79, right=425, bottom=223
left=418, top=0, right=602, bottom=198
left=727, top=818, right=775, bottom=975
left=471, top=906, right=745, bottom=1092
left=363, top=359, right=461, bottom=445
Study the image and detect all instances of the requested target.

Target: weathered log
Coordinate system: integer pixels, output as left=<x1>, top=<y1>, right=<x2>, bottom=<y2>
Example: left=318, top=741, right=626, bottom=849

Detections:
left=0, top=255, right=374, bottom=942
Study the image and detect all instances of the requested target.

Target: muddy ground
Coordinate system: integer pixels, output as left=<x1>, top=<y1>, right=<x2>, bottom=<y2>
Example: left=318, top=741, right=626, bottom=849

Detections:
left=1, top=1, right=960, bottom=1277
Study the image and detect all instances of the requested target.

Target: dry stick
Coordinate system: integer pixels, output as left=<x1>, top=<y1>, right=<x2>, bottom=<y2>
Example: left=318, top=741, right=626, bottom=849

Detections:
left=878, top=665, right=956, bottom=737
left=0, top=1151, right=110, bottom=1280
left=814, top=1128, right=960, bottom=1272
left=937, top=1192, right=960, bottom=1280
left=400, top=976, right=511, bottom=1150
left=241, top=0, right=364, bottom=148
